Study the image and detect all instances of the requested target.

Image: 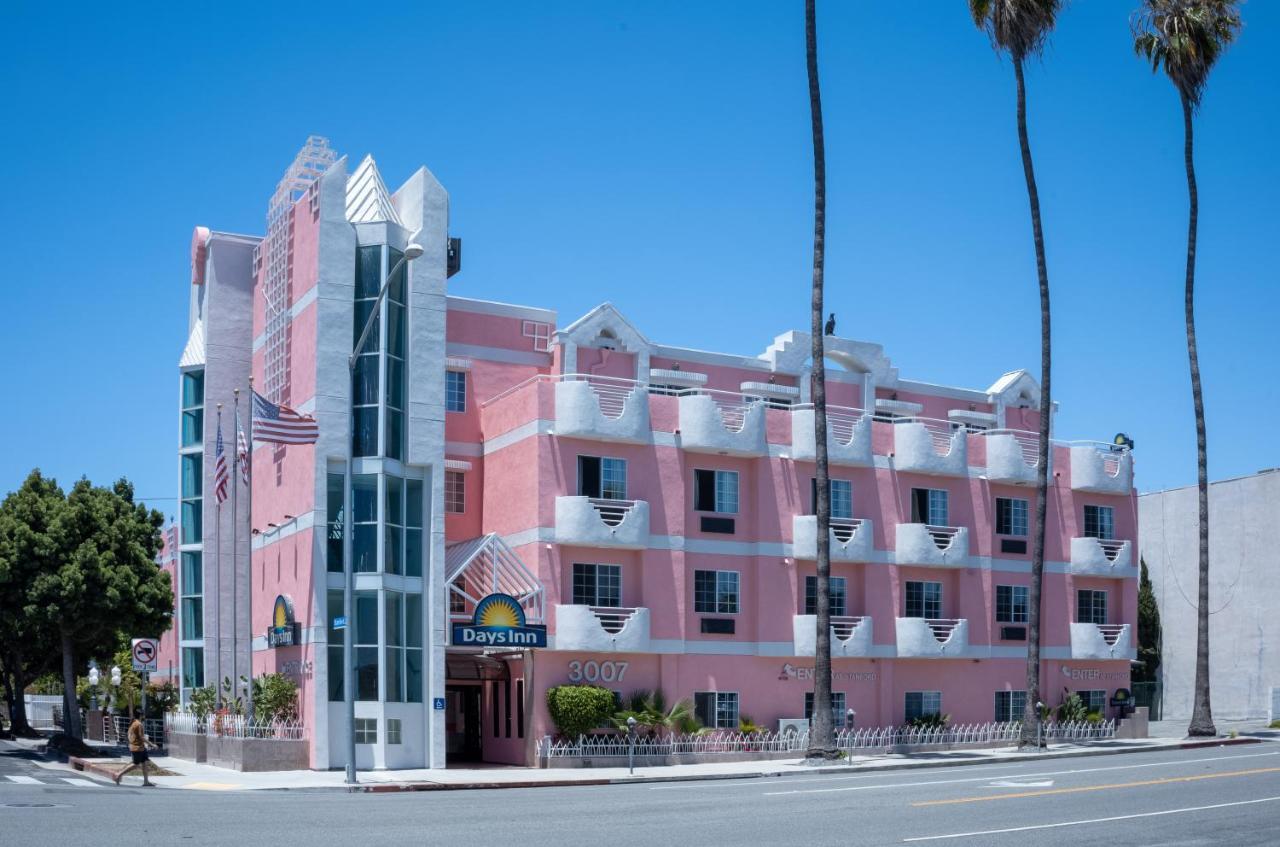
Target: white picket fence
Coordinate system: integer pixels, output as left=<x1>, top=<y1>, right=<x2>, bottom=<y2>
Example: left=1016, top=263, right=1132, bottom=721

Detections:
left=165, top=711, right=305, bottom=741
left=536, top=720, right=1114, bottom=761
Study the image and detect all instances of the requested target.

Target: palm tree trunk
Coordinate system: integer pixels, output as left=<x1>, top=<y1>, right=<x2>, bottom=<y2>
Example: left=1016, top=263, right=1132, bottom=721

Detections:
left=1013, top=56, right=1051, bottom=749
left=804, top=0, right=835, bottom=759
left=1183, top=92, right=1216, bottom=738
left=59, top=631, right=81, bottom=739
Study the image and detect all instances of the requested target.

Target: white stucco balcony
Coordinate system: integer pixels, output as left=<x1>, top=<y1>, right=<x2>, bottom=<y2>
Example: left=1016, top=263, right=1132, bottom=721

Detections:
left=554, top=497, right=650, bottom=549
left=1069, top=444, right=1134, bottom=494
left=892, top=419, right=968, bottom=476
left=1070, top=622, right=1132, bottom=660
left=1070, top=537, right=1133, bottom=575
left=895, top=523, right=969, bottom=567
left=553, top=605, right=651, bottom=653
left=791, top=406, right=872, bottom=465
left=677, top=391, right=767, bottom=456
left=554, top=377, right=650, bottom=443
left=793, top=615, right=873, bottom=657
left=982, top=430, right=1041, bottom=485
left=792, top=516, right=874, bottom=562
left=895, top=617, right=969, bottom=658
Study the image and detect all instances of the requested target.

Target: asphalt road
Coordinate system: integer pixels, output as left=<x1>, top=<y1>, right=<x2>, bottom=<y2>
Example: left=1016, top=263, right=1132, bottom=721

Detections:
left=2, top=741, right=1278, bottom=845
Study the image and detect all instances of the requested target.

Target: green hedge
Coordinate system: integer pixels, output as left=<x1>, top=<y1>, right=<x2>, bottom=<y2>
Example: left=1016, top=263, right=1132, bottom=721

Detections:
left=546, top=684, right=617, bottom=739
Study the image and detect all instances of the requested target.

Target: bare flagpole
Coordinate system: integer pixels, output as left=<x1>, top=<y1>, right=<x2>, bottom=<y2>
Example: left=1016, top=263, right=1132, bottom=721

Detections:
left=214, top=404, right=224, bottom=707
left=245, top=376, right=255, bottom=724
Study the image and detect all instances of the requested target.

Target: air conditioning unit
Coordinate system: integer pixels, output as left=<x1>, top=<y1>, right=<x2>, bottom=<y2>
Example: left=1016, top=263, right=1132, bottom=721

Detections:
left=778, top=718, right=810, bottom=737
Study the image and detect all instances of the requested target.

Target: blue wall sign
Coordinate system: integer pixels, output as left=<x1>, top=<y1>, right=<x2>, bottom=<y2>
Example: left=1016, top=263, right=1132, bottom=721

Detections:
left=433, top=698, right=446, bottom=711
left=450, top=593, right=547, bottom=648
left=332, top=616, right=347, bottom=629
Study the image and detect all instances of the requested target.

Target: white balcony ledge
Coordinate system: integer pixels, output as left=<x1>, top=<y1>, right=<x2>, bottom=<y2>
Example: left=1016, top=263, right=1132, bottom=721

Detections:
left=1070, top=622, right=1132, bottom=660
left=554, top=378, right=650, bottom=444
left=983, top=430, right=1040, bottom=485
left=1070, top=537, right=1133, bottom=575
left=892, top=420, right=968, bottom=476
left=896, top=617, right=969, bottom=658
left=791, top=407, right=872, bottom=466
left=677, top=392, right=767, bottom=456
left=553, top=605, right=651, bottom=653
left=793, top=615, right=872, bottom=657
left=554, top=497, right=650, bottom=549
left=1069, top=445, right=1134, bottom=494
left=895, top=524, right=969, bottom=567
left=792, top=516, right=874, bottom=562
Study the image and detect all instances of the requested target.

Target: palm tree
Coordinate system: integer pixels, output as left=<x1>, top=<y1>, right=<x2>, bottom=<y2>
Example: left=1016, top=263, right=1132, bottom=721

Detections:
left=969, top=0, right=1063, bottom=749
left=804, top=0, right=837, bottom=760
left=1132, top=0, right=1241, bottom=739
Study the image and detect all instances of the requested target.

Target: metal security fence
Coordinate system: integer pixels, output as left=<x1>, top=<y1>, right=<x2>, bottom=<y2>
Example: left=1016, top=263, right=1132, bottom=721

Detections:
left=104, top=716, right=164, bottom=745
left=165, top=712, right=305, bottom=741
left=536, top=720, right=1115, bottom=762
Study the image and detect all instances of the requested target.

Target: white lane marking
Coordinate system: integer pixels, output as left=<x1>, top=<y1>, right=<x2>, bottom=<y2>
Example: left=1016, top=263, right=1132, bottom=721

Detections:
left=60, top=778, right=101, bottom=788
left=760, top=750, right=1280, bottom=797
left=901, top=795, right=1280, bottom=842
left=4, top=776, right=43, bottom=785
left=988, top=779, right=1054, bottom=788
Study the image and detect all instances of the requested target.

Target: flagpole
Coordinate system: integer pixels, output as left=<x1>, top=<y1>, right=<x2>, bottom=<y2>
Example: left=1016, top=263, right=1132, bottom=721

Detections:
left=214, top=404, right=224, bottom=708
left=245, top=377, right=255, bottom=724
left=232, top=388, right=241, bottom=712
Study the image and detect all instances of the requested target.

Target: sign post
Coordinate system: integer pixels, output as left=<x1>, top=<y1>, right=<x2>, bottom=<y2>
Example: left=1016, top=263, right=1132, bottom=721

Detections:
left=132, top=639, right=158, bottom=733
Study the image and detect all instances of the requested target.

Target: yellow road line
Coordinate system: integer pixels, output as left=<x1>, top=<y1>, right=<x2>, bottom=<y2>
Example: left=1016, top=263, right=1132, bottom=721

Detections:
left=912, top=766, right=1280, bottom=807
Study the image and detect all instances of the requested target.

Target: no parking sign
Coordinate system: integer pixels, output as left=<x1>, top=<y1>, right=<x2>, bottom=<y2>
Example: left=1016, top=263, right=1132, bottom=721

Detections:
left=131, top=638, right=158, bottom=672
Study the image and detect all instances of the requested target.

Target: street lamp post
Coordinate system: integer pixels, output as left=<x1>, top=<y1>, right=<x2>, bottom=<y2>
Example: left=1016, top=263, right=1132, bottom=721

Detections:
left=626, top=716, right=637, bottom=776
left=1036, top=701, right=1045, bottom=750
left=342, top=240, right=424, bottom=785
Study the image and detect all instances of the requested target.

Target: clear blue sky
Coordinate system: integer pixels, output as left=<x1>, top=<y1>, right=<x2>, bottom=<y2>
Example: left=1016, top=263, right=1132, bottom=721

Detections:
left=1, top=1, right=1275, bottom=511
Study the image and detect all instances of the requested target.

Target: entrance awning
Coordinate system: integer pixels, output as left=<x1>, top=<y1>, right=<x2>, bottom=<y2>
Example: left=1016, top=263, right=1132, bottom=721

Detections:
left=445, top=652, right=512, bottom=681
left=445, top=533, right=545, bottom=629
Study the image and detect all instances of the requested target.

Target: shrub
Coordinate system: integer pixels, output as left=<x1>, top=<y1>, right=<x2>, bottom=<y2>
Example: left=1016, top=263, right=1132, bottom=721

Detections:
left=546, top=684, right=617, bottom=739
left=738, top=715, right=763, bottom=735
left=907, top=713, right=950, bottom=730
left=252, top=673, right=299, bottom=723
left=610, top=689, right=699, bottom=736
left=1270, top=720, right=1280, bottom=730
left=189, top=686, right=217, bottom=720
left=1055, top=693, right=1090, bottom=724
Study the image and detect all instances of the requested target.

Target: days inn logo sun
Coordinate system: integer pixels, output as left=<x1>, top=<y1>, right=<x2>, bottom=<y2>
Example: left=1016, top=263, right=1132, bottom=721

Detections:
left=452, top=593, right=547, bottom=648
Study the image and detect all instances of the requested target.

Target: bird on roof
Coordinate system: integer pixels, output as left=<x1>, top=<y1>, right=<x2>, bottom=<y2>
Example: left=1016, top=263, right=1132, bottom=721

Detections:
left=824, top=313, right=836, bottom=337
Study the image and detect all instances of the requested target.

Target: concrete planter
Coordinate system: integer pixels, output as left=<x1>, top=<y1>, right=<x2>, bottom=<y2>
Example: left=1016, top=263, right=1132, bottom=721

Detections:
left=168, top=731, right=208, bottom=763
left=206, top=735, right=310, bottom=772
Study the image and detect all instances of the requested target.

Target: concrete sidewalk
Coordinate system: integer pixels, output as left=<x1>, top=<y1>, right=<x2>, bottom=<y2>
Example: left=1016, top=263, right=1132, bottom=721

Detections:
left=36, top=729, right=1274, bottom=793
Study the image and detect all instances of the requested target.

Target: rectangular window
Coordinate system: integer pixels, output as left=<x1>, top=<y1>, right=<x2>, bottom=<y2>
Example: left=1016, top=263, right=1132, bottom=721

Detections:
left=181, top=453, right=202, bottom=499
left=354, top=718, right=377, bottom=744
left=572, top=563, right=621, bottom=607
left=1076, top=589, right=1108, bottom=625
left=405, top=478, right=423, bottom=578
left=445, top=471, right=465, bottom=514
left=694, top=469, right=738, bottom=513
left=995, top=585, right=1029, bottom=623
left=994, top=690, right=1027, bottom=723
left=1083, top=505, right=1115, bottom=540
left=517, top=679, right=525, bottom=738
left=804, top=691, right=847, bottom=723
left=327, top=473, right=344, bottom=573
left=522, top=320, right=552, bottom=352
left=911, top=488, right=949, bottom=526
left=904, top=581, right=942, bottom=619
left=385, top=591, right=403, bottom=702
left=327, top=590, right=344, bottom=702
left=352, top=475, right=377, bottom=573
left=694, top=692, right=739, bottom=729
left=386, top=718, right=402, bottom=745
left=809, top=479, right=853, bottom=519
left=181, top=369, right=205, bottom=410
left=694, top=570, right=740, bottom=614
left=180, top=552, right=202, bottom=597
left=354, top=590, right=379, bottom=701
left=577, top=456, right=627, bottom=500
left=904, top=691, right=943, bottom=723
left=181, top=647, right=204, bottom=689
left=384, top=477, right=404, bottom=576
left=180, top=498, right=202, bottom=545
left=995, top=497, right=1028, bottom=536
left=180, top=597, right=203, bottom=641
left=803, top=576, right=847, bottom=617
left=446, top=370, right=467, bottom=412
left=405, top=593, right=423, bottom=703
left=1077, top=690, right=1107, bottom=714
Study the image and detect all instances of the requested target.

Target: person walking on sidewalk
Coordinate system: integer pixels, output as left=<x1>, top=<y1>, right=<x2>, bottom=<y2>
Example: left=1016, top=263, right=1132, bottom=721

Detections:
left=113, top=717, right=155, bottom=787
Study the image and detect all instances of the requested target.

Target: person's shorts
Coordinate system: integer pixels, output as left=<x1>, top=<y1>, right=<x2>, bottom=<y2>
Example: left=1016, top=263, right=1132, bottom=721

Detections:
left=131, top=750, right=149, bottom=765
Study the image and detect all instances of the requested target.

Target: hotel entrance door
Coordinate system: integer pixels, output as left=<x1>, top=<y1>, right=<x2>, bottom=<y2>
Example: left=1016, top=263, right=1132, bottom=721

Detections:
left=445, top=685, right=482, bottom=762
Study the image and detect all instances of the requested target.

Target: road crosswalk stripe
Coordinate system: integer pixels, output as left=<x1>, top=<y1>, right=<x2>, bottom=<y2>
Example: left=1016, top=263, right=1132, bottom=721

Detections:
left=60, top=778, right=101, bottom=787
left=5, top=776, right=42, bottom=784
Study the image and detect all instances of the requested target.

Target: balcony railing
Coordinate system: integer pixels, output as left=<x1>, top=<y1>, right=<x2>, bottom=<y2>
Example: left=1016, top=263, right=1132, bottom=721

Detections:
left=791, top=404, right=872, bottom=465
left=1070, top=537, right=1133, bottom=575
left=554, top=496, right=650, bottom=549
left=554, top=604, right=651, bottom=652
left=677, top=389, right=767, bottom=456
left=1070, top=622, right=1132, bottom=659
left=792, top=614, right=873, bottom=657
left=895, top=523, right=969, bottom=567
left=554, top=375, right=650, bottom=443
left=1068, top=442, right=1134, bottom=494
left=896, top=617, right=969, bottom=657
left=979, top=428, right=1040, bottom=485
left=891, top=417, right=968, bottom=476
left=792, top=515, right=874, bottom=562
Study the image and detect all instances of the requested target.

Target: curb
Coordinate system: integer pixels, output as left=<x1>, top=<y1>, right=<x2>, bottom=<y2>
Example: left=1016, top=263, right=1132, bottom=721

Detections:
left=354, top=736, right=1264, bottom=793
left=68, top=756, right=123, bottom=783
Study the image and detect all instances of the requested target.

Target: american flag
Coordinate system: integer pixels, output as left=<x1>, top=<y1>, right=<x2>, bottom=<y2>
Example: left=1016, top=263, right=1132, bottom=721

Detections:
left=252, top=390, right=319, bottom=444
left=213, top=420, right=230, bottom=504
left=235, top=407, right=251, bottom=484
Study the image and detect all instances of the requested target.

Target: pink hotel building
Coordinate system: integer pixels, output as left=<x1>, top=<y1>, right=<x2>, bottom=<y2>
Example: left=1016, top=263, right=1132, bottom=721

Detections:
left=170, top=138, right=1138, bottom=770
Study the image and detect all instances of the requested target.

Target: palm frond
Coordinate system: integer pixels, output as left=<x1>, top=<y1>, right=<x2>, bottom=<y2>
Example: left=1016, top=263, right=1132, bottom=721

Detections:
left=1130, top=0, right=1243, bottom=107
left=969, top=0, right=1066, bottom=61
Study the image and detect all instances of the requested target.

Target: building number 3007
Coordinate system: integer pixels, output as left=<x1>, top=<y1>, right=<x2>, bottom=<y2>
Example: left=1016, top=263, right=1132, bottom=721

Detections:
left=566, top=660, right=629, bottom=683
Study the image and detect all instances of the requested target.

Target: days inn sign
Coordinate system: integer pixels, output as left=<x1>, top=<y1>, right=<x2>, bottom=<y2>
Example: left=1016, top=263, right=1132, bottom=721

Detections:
left=451, top=593, right=547, bottom=648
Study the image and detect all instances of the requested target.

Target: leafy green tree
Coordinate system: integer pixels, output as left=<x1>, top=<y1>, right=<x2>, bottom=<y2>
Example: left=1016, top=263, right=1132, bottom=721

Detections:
left=251, top=673, right=300, bottom=723
left=1135, top=558, right=1163, bottom=684
left=22, top=475, right=172, bottom=738
left=1131, top=0, right=1242, bottom=740
left=546, top=684, right=616, bottom=739
left=969, top=0, right=1064, bottom=751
